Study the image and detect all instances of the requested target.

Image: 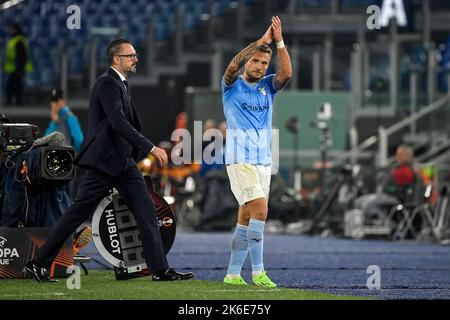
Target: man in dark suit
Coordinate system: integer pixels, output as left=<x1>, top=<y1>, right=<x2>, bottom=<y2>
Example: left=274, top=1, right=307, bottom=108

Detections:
left=24, top=39, right=194, bottom=282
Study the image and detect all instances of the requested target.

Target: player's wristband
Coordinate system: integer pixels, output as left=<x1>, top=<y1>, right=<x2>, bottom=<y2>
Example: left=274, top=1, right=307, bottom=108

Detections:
left=276, top=40, right=285, bottom=49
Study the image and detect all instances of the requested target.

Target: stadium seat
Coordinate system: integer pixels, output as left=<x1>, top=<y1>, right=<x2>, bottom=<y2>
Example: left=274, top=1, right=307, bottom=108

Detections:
left=0, top=0, right=244, bottom=88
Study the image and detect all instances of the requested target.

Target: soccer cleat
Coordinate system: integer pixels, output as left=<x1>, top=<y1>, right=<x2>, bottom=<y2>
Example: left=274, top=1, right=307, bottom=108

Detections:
left=252, top=271, right=277, bottom=288
left=73, top=226, right=92, bottom=255
left=223, top=275, right=248, bottom=285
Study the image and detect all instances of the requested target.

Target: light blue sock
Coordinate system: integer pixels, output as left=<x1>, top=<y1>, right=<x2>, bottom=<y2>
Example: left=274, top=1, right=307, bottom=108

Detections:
left=226, top=224, right=248, bottom=276
left=247, top=219, right=265, bottom=274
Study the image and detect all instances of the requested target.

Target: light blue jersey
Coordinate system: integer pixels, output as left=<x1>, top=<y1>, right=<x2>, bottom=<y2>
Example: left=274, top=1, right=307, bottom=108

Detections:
left=222, top=74, right=278, bottom=165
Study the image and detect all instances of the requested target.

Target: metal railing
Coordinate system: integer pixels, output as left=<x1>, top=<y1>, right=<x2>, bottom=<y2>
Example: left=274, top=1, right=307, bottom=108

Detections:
left=378, top=95, right=450, bottom=167
left=350, top=94, right=450, bottom=168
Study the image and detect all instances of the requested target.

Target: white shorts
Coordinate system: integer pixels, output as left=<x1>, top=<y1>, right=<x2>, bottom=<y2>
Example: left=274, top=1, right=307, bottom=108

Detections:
left=226, top=164, right=271, bottom=206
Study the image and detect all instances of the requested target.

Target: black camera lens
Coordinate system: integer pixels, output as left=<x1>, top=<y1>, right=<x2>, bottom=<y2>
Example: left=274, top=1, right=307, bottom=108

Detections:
left=44, top=150, right=74, bottom=178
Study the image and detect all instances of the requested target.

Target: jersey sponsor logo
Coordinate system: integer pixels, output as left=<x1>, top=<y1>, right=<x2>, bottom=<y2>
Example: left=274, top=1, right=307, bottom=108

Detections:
left=240, top=103, right=269, bottom=112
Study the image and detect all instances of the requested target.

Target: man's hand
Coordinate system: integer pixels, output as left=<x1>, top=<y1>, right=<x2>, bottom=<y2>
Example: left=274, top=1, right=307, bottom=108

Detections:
left=272, top=15, right=292, bottom=90
left=259, top=25, right=273, bottom=46
left=150, top=147, right=168, bottom=166
left=271, top=16, right=283, bottom=42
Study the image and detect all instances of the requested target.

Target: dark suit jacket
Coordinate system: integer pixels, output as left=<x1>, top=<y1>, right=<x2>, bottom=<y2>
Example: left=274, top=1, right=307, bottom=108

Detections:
left=74, top=68, right=154, bottom=176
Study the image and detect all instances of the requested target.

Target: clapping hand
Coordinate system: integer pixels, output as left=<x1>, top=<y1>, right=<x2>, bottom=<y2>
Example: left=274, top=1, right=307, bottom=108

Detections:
left=271, top=16, right=283, bottom=42
left=259, top=25, right=273, bottom=45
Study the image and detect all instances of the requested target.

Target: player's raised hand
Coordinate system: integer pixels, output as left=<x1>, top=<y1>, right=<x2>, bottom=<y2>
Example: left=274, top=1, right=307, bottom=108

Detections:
left=259, top=25, right=273, bottom=45
left=271, top=16, right=283, bottom=42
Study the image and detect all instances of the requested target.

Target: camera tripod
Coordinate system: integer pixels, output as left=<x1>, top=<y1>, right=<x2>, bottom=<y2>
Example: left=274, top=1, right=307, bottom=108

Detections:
left=307, top=166, right=359, bottom=235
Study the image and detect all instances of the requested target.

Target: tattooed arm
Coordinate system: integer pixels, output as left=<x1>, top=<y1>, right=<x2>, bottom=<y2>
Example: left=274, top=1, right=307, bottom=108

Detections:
left=271, top=16, right=292, bottom=90
left=223, top=26, right=273, bottom=87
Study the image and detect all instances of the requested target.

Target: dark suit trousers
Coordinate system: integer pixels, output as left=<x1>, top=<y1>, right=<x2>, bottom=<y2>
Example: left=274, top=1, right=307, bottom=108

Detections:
left=35, top=159, right=169, bottom=272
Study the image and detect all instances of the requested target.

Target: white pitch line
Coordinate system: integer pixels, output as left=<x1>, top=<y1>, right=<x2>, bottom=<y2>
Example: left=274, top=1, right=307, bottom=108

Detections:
left=0, top=292, right=66, bottom=298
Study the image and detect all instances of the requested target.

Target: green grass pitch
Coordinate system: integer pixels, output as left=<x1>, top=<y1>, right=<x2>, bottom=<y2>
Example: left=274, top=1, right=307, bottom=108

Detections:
left=0, top=270, right=366, bottom=300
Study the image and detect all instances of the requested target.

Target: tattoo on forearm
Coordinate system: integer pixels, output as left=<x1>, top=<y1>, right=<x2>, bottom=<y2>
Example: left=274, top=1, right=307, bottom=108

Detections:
left=232, top=42, right=261, bottom=70
left=224, top=42, right=261, bottom=86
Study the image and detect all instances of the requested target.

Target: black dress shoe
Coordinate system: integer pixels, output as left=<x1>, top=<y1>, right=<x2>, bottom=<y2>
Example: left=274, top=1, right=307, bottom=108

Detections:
left=167, top=268, right=194, bottom=280
left=151, top=269, right=181, bottom=281
left=23, top=260, right=58, bottom=283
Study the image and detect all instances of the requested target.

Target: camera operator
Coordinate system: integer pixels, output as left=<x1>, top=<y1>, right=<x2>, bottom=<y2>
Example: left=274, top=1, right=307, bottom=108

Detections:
left=45, top=89, right=84, bottom=199
left=354, top=145, right=421, bottom=220
left=45, top=88, right=83, bottom=152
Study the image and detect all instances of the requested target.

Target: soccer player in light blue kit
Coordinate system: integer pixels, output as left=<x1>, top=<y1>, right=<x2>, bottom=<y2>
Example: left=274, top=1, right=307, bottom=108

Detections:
left=222, top=16, right=292, bottom=287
